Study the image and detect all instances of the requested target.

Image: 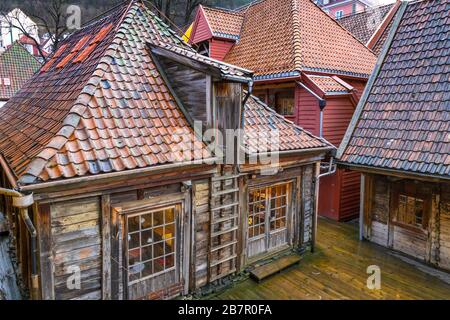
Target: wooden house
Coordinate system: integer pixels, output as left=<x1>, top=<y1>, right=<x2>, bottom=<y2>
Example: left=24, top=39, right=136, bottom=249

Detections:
left=0, top=42, right=41, bottom=108
left=188, top=0, right=378, bottom=221
left=338, top=0, right=450, bottom=271
left=0, top=1, right=334, bottom=300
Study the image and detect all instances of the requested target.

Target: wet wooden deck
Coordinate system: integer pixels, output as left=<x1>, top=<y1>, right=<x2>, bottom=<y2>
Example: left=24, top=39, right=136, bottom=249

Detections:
left=214, top=218, right=450, bottom=300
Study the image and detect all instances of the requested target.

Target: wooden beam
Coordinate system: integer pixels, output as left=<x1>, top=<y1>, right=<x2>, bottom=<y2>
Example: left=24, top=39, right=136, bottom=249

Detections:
left=101, top=195, right=111, bottom=300
left=37, top=203, right=55, bottom=300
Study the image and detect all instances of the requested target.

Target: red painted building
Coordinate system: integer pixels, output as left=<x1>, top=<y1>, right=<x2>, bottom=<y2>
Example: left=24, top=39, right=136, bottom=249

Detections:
left=315, top=0, right=373, bottom=19
left=189, top=0, right=378, bottom=221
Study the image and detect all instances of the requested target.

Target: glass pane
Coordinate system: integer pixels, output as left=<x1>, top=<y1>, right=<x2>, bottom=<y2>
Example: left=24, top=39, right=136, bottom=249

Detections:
left=154, top=257, right=164, bottom=273
left=142, top=245, right=152, bottom=261
left=165, top=223, right=175, bottom=240
left=154, top=226, right=164, bottom=242
left=128, top=216, right=140, bottom=233
left=129, top=233, right=140, bottom=249
left=166, top=254, right=175, bottom=269
left=141, top=230, right=153, bottom=246
left=165, top=208, right=175, bottom=224
left=165, top=240, right=175, bottom=254
left=141, top=213, right=153, bottom=229
left=142, top=261, right=153, bottom=278
left=153, top=210, right=164, bottom=226
left=154, top=242, right=164, bottom=258
left=415, top=199, right=424, bottom=226
left=128, top=248, right=140, bottom=265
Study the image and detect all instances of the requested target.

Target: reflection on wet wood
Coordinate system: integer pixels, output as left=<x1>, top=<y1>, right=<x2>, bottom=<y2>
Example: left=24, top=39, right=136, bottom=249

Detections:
left=214, top=218, right=450, bottom=300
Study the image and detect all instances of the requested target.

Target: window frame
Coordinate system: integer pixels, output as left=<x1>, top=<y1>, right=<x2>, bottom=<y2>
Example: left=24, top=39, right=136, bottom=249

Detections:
left=391, top=183, right=431, bottom=233
left=335, top=10, right=344, bottom=19
left=125, top=203, right=181, bottom=286
left=247, top=181, right=292, bottom=241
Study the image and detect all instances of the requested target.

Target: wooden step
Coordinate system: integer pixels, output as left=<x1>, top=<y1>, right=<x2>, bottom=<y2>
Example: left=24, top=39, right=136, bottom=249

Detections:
left=250, top=254, right=301, bottom=282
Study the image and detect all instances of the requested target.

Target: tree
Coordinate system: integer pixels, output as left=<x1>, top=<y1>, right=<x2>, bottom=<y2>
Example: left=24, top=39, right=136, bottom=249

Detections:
left=0, top=0, right=70, bottom=61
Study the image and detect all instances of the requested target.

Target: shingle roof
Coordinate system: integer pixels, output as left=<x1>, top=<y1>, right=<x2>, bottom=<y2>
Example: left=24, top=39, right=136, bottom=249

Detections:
left=244, top=95, right=333, bottom=154
left=202, top=6, right=244, bottom=40
left=306, top=75, right=351, bottom=94
left=0, top=42, right=41, bottom=101
left=0, top=2, right=209, bottom=184
left=339, top=0, right=450, bottom=178
left=215, top=0, right=377, bottom=79
left=338, top=3, right=394, bottom=45
left=0, top=1, right=324, bottom=185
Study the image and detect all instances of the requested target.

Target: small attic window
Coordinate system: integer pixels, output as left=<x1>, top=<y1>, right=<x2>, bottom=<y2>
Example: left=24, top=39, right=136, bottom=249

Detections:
left=3, top=78, right=11, bottom=86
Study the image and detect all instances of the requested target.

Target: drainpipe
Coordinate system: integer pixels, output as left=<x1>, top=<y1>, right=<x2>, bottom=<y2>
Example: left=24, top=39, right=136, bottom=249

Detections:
left=311, top=158, right=337, bottom=253
left=297, top=82, right=326, bottom=137
left=0, top=188, right=38, bottom=299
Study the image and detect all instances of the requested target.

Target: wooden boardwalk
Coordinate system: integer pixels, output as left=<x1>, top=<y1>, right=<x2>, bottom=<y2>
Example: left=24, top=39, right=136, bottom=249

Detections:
left=214, top=218, right=450, bottom=300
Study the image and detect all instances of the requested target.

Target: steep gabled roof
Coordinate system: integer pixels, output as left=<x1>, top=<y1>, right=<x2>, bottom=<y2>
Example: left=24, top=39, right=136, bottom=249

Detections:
left=219, top=0, right=377, bottom=79
left=202, top=6, right=244, bottom=40
left=338, top=0, right=450, bottom=179
left=0, top=2, right=209, bottom=185
left=338, top=3, right=394, bottom=45
left=0, top=1, right=328, bottom=186
left=0, top=42, right=41, bottom=101
left=244, top=95, right=333, bottom=154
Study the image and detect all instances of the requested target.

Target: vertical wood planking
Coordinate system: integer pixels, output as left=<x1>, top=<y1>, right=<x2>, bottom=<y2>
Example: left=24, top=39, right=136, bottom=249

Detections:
left=37, top=203, right=55, bottom=300
left=101, top=195, right=111, bottom=300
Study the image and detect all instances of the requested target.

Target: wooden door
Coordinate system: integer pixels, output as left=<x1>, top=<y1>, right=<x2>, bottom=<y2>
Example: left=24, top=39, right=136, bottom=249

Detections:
left=114, top=201, right=185, bottom=300
left=247, top=183, right=292, bottom=259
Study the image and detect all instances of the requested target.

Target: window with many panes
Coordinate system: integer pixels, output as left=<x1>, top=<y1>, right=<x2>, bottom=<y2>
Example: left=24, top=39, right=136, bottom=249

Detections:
left=395, top=195, right=426, bottom=229
left=127, top=206, right=177, bottom=284
left=248, top=183, right=290, bottom=239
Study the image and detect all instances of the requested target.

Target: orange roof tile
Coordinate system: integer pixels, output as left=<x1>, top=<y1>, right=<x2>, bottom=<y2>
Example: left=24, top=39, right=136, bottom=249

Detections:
left=202, top=0, right=377, bottom=79
left=0, top=2, right=209, bottom=185
left=306, top=75, right=351, bottom=94
left=244, top=95, right=333, bottom=154
left=202, top=6, right=244, bottom=39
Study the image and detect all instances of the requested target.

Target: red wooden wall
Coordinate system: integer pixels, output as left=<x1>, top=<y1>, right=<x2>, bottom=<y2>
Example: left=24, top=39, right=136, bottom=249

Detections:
left=210, top=39, right=235, bottom=61
left=191, top=8, right=213, bottom=44
left=296, top=86, right=320, bottom=136
left=296, top=81, right=367, bottom=221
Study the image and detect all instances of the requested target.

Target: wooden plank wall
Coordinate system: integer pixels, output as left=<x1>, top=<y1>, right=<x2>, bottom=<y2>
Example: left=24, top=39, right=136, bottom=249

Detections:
left=50, top=198, right=102, bottom=300
left=158, top=57, right=208, bottom=125
left=301, top=165, right=315, bottom=245
left=438, top=183, right=450, bottom=270
left=364, top=174, right=450, bottom=271
left=192, top=180, right=210, bottom=290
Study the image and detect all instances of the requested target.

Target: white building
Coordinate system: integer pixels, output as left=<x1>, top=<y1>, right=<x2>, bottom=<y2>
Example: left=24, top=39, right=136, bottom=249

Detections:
left=0, top=8, right=40, bottom=52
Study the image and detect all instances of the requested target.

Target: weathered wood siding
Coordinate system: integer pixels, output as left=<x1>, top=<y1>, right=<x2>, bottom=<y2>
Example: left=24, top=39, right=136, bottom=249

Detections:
left=192, top=180, right=210, bottom=289
left=438, top=183, right=450, bottom=270
left=50, top=198, right=102, bottom=300
left=157, top=57, right=208, bottom=125
left=302, top=165, right=315, bottom=245
left=364, top=174, right=450, bottom=271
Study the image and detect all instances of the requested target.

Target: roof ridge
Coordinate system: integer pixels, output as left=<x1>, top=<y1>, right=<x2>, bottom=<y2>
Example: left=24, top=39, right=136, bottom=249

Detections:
left=290, top=0, right=303, bottom=72
left=19, top=2, right=140, bottom=184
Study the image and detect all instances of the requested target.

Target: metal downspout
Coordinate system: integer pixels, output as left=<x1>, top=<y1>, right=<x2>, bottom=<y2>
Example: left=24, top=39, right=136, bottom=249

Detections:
left=0, top=188, right=38, bottom=299
left=311, top=158, right=337, bottom=253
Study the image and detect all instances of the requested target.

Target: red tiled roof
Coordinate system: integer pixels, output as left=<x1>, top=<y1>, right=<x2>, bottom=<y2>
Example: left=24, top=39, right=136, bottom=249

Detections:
left=339, top=0, right=450, bottom=178
left=338, top=3, right=394, bottom=45
left=202, top=6, right=244, bottom=39
left=217, top=0, right=377, bottom=79
left=0, top=2, right=209, bottom=184
left=306, top=75, right=351, bottom=94
left=244, top=95, right=333, bottom=154
left=0, top=42, right=41, bottom=101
